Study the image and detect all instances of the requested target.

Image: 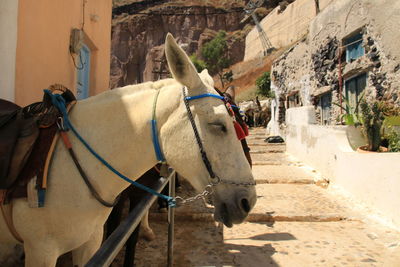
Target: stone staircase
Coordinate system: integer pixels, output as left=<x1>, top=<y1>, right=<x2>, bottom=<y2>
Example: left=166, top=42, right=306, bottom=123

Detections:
left=131, top=128, right=400, bottom=267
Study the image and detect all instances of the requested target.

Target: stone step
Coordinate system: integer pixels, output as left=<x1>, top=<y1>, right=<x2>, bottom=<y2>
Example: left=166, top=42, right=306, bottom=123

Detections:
left=252, top=161, right=284, bottom=166
left=134, top=221, right=400, bottom=266
left=248, top=131, right=266, bottom=137
left=250, top=184, right=352, bottom=221
left=250, top=149, right=284, bottom=154
left=251, top=153, right=289, bottom=162
left=248, top=131, right=266, bottom=136
left=149, top=211, right=346, bottom=223
left=250, top=146, right=285, bottom=154
left=248, top=127, right=266, bottom=131
left=246, top=135, right=266, bottom=140
left=252, top=165, right=314, bottom=184
left=251, top=153, right=292, bottom=166
left=247, top=140, right=286, bottom=146
left=150, top=184, right=351, bottom=223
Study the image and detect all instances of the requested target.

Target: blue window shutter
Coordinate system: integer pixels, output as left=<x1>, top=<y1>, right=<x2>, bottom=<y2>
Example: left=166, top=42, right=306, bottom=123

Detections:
left=345, top=73, right=367, bottom=111
left=345, top=32, right=364, bottom=62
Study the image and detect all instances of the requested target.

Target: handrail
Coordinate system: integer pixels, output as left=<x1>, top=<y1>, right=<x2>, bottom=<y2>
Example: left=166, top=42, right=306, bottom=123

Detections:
left=85, top=170, right=176, bottom=267
left=167, top=171, right=176, bottom=267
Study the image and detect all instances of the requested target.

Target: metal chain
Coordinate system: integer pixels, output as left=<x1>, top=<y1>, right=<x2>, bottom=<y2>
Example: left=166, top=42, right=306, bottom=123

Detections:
left=174, top=185, right=214, bottom=206
left=173, top=179, right=256, bottom=207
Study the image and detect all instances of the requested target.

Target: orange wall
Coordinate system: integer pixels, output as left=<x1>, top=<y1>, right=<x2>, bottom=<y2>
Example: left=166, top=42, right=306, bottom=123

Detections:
left=15, top=0, right=112, bottom=106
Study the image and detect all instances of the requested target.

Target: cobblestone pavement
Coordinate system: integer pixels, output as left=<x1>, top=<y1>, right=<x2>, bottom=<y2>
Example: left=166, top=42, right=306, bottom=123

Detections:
left=115, top=127, right=400, bottom=267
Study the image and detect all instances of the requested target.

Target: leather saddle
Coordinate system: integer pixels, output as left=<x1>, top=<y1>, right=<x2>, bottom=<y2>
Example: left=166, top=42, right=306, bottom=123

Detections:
left=0, top=88, right=75, bottom=190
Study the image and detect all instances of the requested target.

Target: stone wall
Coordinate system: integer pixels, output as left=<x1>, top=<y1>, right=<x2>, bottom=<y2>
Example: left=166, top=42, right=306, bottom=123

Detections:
left=271, top=0, right=400, bottom=126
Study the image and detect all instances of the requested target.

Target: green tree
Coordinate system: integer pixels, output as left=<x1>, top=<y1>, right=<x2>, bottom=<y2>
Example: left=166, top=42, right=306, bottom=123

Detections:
left=189, top=54, right=206, bottom=73
left=256, top=71, right=273, bottom=97
left=201, top=31, right=232, bottom=88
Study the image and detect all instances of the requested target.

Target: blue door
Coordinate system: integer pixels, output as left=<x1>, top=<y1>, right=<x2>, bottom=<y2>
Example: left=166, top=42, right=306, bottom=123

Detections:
left=77, top=44, right=91, bottom=100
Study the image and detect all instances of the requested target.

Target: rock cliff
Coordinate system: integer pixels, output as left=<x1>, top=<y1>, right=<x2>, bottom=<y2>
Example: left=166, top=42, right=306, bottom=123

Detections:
left=110, top=2, right=251, bottom=88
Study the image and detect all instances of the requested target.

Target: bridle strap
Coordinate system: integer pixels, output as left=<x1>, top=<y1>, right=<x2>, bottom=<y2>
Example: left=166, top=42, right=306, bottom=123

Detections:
left=185, top=93, right=225, bottom=101
left=183, top=87, right=256, bottom=187
left=182, top=87, right=220, bottom=182
left=151, top=89, right=166, bottom=162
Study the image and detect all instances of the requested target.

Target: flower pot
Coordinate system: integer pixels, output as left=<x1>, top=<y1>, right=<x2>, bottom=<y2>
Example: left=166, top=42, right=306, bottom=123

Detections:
left=346, top=125, right=365, bottom=150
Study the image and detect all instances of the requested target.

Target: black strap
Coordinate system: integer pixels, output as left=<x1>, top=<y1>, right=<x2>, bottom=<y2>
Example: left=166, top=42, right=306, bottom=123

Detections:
left=63, top=136, right=119, bottom=208
left=182, top=87, right=217, bottom=180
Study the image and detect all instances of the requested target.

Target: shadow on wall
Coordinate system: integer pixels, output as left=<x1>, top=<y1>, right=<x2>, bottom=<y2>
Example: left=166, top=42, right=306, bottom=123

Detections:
left=300, top=124, right=318, bottom=148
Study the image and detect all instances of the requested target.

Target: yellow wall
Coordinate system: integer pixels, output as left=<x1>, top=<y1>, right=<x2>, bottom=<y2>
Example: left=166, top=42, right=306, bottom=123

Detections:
left=15, top=0, right=112, bottom=106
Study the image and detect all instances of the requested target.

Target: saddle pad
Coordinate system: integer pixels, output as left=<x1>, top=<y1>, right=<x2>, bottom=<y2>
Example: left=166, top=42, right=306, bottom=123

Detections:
left=5, top=101, right=76, bottom=206
left=5, top=123, right=58, bottom=206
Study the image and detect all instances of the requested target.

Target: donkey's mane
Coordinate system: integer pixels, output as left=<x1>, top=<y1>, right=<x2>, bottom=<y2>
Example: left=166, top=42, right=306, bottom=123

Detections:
left=81, top=78, right=179, bottom=104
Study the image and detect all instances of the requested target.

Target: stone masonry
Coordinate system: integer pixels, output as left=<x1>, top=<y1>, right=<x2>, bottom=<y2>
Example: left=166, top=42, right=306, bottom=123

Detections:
left=270, top=0, right=400, bottom=126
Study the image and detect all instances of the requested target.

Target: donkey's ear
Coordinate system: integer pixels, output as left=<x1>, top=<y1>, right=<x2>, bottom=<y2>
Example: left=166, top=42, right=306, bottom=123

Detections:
left=165, top=33, right=205, bottom=93
left=199, top=69, right=214, bottom=87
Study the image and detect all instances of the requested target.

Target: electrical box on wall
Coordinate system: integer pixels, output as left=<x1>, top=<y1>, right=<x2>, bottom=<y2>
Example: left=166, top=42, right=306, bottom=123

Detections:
left=69, top=28, right=83, bottom=54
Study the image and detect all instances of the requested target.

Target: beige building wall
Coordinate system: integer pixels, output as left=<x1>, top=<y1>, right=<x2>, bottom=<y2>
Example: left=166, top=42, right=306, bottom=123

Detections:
left=0, top=0, right=19, bottom=102
left=15, top=0, right=112, bottom=106
left=244, top=0, right=334, bottom=61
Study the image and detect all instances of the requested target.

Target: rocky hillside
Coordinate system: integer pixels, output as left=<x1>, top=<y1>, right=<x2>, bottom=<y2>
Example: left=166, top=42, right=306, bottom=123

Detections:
left=110, top=0, right=287, bottom=89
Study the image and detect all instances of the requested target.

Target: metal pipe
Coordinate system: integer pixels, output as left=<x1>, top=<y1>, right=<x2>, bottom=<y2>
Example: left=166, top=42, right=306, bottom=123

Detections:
left=85, top=176, right=170, bottom=267
left=338, top=45, right=343, bottom=115
left=167, top=171, right=176, bottom=267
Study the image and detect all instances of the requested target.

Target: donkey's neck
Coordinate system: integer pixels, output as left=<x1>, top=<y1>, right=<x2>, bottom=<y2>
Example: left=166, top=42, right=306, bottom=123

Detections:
left=65, top=84, right=181, bottom=201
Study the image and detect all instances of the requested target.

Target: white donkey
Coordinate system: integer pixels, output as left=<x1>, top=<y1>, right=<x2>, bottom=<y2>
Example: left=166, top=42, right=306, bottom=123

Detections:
left=0, top=34, right=256, bottom=267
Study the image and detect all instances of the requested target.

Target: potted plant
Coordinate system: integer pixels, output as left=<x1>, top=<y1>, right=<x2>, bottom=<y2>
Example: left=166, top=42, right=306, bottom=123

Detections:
left=335, top=93, right=400, bottom=152
left=358, top=99, right=385, bottom=152
left=385, top=128, right=400, bottom=152
left=335, top=93, right=363, bottom=126
left=381, top=104, right=400, bottom=152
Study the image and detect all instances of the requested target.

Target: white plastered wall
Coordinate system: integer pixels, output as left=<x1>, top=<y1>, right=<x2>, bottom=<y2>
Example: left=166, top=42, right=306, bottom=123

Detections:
left=286, top=107, right=400, bottom=229
left=0, top=0, right=18, bottom=102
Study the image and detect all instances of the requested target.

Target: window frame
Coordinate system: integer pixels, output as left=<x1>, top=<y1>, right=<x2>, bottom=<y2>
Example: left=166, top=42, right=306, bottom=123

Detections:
left=343, top=30, right=364, bottom=63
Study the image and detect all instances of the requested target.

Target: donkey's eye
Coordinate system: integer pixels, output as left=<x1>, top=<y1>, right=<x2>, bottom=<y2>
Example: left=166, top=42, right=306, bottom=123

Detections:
left=208, top=122, right=227, bottom=133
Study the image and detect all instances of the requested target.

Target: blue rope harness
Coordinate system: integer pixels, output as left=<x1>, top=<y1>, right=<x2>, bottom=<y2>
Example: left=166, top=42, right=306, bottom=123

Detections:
left=151, top=89, right=166, bottom=162
left=44, top=90, right=176, bottom=207
left=184, top=93, right=224, bottom=101
left=185, top=93, right=239, bottom=109
left=151, top=92, right=227, bottom=164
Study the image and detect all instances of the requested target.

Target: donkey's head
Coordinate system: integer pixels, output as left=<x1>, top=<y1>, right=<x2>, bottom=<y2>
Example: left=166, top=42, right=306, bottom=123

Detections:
left=160, top=34, right=256, bottom=227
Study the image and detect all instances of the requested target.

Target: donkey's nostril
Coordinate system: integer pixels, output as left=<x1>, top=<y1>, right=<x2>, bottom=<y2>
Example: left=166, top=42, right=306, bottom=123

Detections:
left=241, top=198, right=251, bottom=213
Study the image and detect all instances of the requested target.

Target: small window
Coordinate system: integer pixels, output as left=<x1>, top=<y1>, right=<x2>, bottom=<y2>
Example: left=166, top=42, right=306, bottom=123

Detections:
left=345, top=73, right=367, bottom=111
left=320, top=92, right=332, bottom=125
left=344, top=31, right=364, bottom=63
